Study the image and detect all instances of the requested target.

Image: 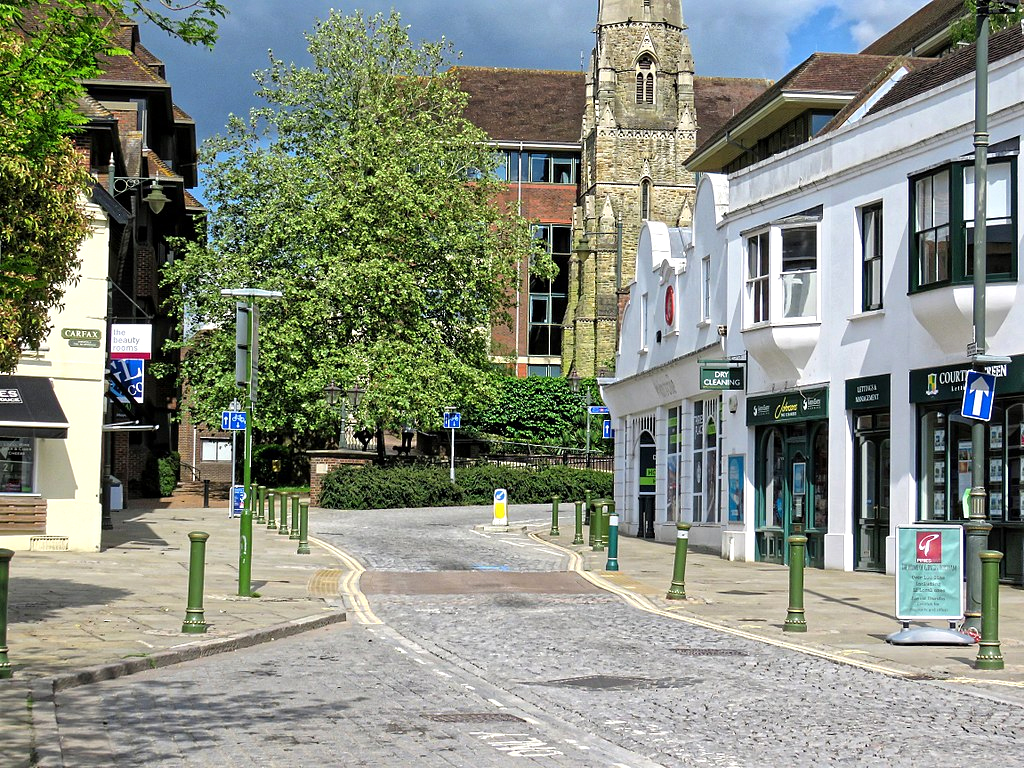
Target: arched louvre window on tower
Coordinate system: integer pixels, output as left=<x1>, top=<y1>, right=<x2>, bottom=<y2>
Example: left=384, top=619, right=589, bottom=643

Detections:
left=636, top=54, right=655, bottom=104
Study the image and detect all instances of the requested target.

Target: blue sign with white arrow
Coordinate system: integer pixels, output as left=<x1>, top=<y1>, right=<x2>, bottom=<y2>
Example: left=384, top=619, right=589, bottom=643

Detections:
left=221, top=410, right=247, bottom=431
left=962, top=370, right=996, bottom=422
left=602, top=419, right=614, bottom=439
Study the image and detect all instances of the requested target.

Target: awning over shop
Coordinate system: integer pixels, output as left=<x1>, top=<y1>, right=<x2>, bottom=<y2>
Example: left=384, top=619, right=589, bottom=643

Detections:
left=0, top=376, right=70, bottom=438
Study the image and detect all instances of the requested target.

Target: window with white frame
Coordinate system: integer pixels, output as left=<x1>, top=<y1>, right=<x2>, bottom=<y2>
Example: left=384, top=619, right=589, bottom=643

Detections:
left=744, top=208, right=821, bottom=327
left=860, top=203, right=883, bottom=311
left=640, top=292, right=649, bottom=349
left=745, top=231, right=769, bottom=324
left=701, top=254, right=711, bottom=321
left=201, top=438, right=232, bottom=462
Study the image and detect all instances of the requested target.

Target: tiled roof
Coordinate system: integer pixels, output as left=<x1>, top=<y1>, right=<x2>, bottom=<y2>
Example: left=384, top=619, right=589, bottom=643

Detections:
left=693, top=76, right=773, bottom=147
left=183, top=188, right=205, bottom=212
left=76, top=93, right=115, bottom=121
left=691, top=54, right=901, bottom=160
left=820, top=56, right=933, bottom=133
left=453, top=68, right=585, bottom=145
left=143, top=149, right=182, bottom=182
left=861, top=0, right=964, bottom=56
left=868, top=24, right=1024, bottom=115
left=173, top=104, right=195, bottom=123
left=453, top=67, right=770, bottom=149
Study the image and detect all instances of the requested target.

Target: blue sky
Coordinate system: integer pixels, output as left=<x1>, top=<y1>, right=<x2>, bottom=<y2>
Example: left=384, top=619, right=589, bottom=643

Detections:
left=138, top=1, right=928, bottom=198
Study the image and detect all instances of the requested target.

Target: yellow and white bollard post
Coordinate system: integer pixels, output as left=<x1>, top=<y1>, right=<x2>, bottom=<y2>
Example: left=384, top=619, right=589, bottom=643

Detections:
left=492, top=488, right=508, bottom=527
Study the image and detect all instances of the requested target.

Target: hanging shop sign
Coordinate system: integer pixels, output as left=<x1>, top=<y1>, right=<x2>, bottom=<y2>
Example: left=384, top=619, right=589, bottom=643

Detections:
left=909, top=355, right=1024, bottom=403
left=747, top=388, right=828, bottom=426
left=699, top=364, right=745, bottom=391
left=110, top=323, right=153, bottom=360
left=845, top=374, right=890, bottom=410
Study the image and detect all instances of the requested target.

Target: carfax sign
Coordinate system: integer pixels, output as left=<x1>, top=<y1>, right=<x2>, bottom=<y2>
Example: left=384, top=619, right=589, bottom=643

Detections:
left=894, top=525, right=964, bottom=621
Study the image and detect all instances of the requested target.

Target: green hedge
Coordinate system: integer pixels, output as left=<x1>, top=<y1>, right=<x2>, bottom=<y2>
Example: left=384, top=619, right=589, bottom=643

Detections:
left=318, top=463, right=613, bottom=510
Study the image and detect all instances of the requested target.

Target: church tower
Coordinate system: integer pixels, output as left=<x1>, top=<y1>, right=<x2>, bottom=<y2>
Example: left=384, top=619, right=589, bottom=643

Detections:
left=563, top=0, right=697, bottom=377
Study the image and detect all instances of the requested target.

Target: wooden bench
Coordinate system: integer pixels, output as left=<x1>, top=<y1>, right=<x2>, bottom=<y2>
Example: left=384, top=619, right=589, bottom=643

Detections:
left=0, top=496, right=47, bottom=533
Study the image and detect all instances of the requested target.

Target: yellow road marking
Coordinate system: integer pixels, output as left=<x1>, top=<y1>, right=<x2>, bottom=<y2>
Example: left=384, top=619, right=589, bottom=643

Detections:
left=309, top=535, right=383, bottom=625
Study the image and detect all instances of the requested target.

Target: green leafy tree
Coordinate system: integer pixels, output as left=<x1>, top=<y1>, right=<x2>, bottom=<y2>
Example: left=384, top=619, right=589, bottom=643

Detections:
left=950, top=1, right=1024, bottom=45
left=163, top=11, right=547, bottom=442
left=0, top=0, right=227, bottom=372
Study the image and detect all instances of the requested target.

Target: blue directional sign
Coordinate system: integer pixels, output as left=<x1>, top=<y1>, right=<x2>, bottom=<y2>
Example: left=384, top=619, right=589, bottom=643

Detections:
left=962, top=371, right=996, bottom=422
left=602, top=419, right=614, bottom=439
left=588, top=405, right=610, bottom=415
left=443, top=412, right=461, bottom=429
left=221, top=410, right=247, bottom=431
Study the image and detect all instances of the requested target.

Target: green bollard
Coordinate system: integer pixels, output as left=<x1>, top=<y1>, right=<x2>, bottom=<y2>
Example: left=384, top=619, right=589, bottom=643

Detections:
left=584, top=489, right=592, bottom=526
left=784, top=535, right=808, bottom=632
left=0, top=548, right=14, bottom=678
left=257, top=486, right=267, bottom=524
left=181, top=532, right=210, bottom=634
left=549, top=496, right=560, bottom=537
left=572, top=500, right=585, bottom=545
left=267, top=491, right=278, bottom=530
left=605, top=513, right=620, bottom=571
left=976, top=550, right=1005, bottom=670
left=601, top=501, right=614, bottom=549
left=297, top=501, right=311, bottom=555
left=278, top=493, right=292, bottom=536
left=289, top=494, right=301, bottom=540
left=666, top=522, right=691, bottom=600
left=592, top=501, right=605, bottom=553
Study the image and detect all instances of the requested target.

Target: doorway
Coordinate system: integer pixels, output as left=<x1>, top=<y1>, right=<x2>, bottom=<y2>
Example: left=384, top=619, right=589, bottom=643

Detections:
left=854, top=414, right=890, bottom=572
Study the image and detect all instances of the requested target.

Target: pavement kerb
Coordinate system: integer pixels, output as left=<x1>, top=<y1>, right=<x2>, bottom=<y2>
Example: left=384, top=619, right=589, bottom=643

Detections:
left=526, top=528, right=940, bottom=681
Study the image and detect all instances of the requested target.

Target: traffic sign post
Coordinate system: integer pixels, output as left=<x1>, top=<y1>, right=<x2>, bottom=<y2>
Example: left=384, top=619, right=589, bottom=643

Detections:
left=602, top=419, right=614, bottom=440
left=961, top=370, right=996, bottom=421
left=443, top=409, right=460, bottom=483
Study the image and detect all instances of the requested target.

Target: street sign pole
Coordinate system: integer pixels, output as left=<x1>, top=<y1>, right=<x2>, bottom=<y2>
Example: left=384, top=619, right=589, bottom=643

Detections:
left=239, top=299, right=255, bottom=597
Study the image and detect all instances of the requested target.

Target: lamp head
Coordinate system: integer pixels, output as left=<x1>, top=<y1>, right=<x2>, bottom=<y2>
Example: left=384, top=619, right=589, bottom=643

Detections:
left=143, top=181, right=170, bottom=215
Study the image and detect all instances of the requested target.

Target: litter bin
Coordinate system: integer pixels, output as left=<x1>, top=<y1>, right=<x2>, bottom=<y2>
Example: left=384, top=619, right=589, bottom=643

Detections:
left=108, top=476, right=123, bottom=511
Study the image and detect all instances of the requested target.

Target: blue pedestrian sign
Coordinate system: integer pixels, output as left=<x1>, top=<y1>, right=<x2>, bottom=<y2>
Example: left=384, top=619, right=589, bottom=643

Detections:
left=443, top=412, right=461, bottom=429
left=602, top=419, right=614, bottom=439
left=961, top=371, right=996, bottom=422
left=588, top=405, right=610, bottom=415
left=221, top=410, right=247, bottom=431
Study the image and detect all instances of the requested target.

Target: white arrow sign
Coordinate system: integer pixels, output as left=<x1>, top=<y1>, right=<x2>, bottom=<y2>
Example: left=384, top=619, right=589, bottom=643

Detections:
left=969, top=376, right=990, bottom=417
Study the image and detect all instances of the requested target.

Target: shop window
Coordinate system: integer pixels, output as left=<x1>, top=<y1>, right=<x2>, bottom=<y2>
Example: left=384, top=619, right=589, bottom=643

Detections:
left=666, top=406, right=681, bottom=522
left=911, top=157, right=1017, bottom=291
left=0, top=438, right=34, bottom=493
left=860, top=203, right=883, bottom=311
left=762, top=429, right=785, bottom=528
left=811, top=426, right=829, bottom=530
left=919, top=406, right=1010, bottom=521
left=692, top=399, right=720, bottom=523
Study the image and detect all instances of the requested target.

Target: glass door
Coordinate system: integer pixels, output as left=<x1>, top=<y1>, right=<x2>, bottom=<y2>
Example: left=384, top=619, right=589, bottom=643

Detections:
left=855, top=431, right=890, bottom=572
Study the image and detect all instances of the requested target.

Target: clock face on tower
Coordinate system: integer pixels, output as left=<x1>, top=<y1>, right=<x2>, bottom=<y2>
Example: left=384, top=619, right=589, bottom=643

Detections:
left=665, top=284, right=675, bottom=326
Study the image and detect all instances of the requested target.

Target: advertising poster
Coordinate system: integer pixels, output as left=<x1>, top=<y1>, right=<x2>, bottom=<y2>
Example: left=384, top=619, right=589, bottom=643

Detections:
left=727, top=455, right=744, bottom=523
left=894, top=525, right=964, bottom=621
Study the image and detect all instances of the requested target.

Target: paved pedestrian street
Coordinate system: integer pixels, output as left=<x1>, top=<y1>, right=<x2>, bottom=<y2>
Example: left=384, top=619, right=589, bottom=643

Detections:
left=46, top=506, right=1024, bottom=766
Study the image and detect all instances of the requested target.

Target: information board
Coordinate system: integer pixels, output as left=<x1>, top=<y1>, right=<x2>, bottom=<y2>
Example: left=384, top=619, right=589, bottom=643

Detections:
left=894, top=525, right=964, bottom=622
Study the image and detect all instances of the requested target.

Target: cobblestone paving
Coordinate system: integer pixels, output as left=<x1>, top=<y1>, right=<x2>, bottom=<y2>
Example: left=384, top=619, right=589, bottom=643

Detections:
left=50, top=506, right=1024, bottom=766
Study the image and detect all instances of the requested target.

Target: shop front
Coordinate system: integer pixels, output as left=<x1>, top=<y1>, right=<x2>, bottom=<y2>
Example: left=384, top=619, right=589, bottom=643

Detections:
left=911, top=356, right=1024, bottom=584
left=847, top=374, right=891, bottom=573
left=748, top=388, right=828, bottom=567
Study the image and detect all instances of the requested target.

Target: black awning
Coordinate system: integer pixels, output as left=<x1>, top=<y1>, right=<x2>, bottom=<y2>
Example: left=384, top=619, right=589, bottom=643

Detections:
left=0, top=376, right=70, bottom=439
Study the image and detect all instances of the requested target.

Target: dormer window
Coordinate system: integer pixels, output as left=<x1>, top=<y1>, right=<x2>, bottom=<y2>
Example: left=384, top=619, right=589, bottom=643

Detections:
left=636, top=55, right=655, bottom=105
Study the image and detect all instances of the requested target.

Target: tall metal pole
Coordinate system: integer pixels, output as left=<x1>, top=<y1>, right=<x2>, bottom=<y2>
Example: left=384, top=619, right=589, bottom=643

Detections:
left=965, top=2, right=995, bottom=636
left=450, top=425, right=455, bottom=483
left=585, top=389, right=592, bottom=470
left=239, top=298, right=255, bottom=597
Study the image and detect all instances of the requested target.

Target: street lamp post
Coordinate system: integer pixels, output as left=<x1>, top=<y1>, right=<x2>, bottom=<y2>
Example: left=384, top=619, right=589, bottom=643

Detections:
left=568, top=370, right=592, bottom=469
left=221, top=288, right=283, bottom=598
left=324, top=381, right=363, bottom=449
left=964, top=0, right=1019, bottom=635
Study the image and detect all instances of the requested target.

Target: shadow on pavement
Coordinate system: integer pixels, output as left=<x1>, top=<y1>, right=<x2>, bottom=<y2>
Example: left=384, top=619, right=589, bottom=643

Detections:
left=7, top=578, right=129, bottom=623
